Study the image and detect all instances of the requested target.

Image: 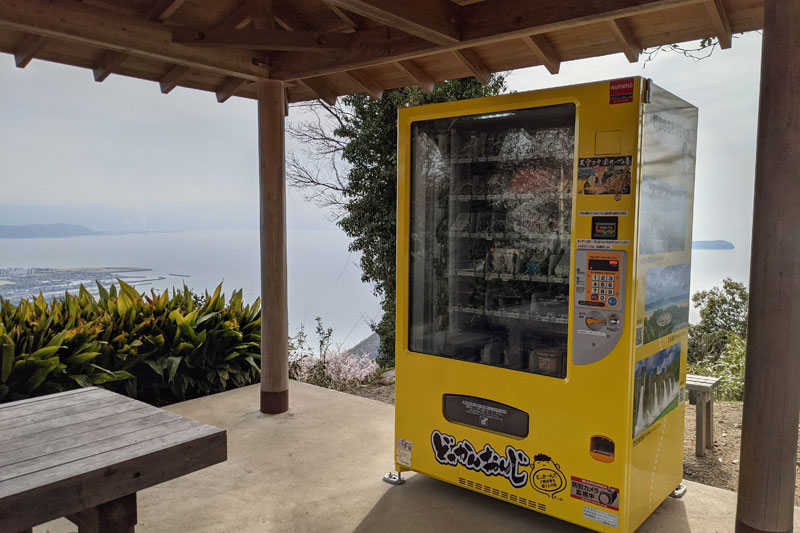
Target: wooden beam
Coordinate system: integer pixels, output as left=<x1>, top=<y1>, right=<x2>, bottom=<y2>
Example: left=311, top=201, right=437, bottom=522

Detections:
left=521, top=34, right=560, bottom=74
left=299, top=77, right=338, bottom=106
left=705, top=0, right=732, bottom=49
left=92, top=51, right=126, bottom=82
left=159, top=64, right=191, bottom=93
left=257, top=79, right=289, bottom=414
left=13, top=34, right=45, bottom=69
left=452, top=48, right=490, bottom=85
left=0, top=0, right=269, bottom=81
left=216, top=77, right=248, bottom=103
left=395, top=60, right=434, bottom=93
left=736, top=2, right=800, bottom=532
left=322, top=0, right=460, bottom=45
left=172, top=28, right=360, bottom=51
left=247, top=0, right=275, bottom=31
left=144, top=0, right=186, bottom=22
left=323, top=2, right=369, bottom=31
left=269, top=0, right=705, bottom=80
left=607, top=18, right=640, bottom=63
left=344, top=69, right=383, bottom=100
left=212, top=3, right=251, bottom=30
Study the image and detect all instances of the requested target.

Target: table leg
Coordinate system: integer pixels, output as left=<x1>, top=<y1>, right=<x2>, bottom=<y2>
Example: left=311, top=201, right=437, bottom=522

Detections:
left=695, top=393, right=707, bottom=457
left=66, top=493, right=137, bottom=533
left=706, top=397, right=714, bottom=449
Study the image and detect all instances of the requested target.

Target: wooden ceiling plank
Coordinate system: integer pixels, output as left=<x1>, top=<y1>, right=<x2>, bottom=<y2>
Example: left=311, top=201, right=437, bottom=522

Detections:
left=247, top=0, right=275, bottom=31
left=213, top=3, right=251, bottom=30
left=521, top=34, right=560, bottom=74
left=159, top=64, right=191, bottom=93
left=395, top=59, right=434, bottom=93
left=269, top=0, right=705, bottom=79
left=323, top=0, right=460, bottom=45
left=452, top=48, right=490, bottom=85
left=144, top=0, right=186, bottom=22
left=273, top=0, right=315, bottom=31
left=345, top=69, right=383, bottom=100
left=13, top=33, right=45, bottom=69
left=705, top=0, right=732, bottom=49
left=172, top=28, right=357, bottom=51
left=216, top=77, right=248, bottom=103
left=299, top=77, right=338, bottom=106
left=323, top=2, right=369, bottom=31
left=608, top=18, right=641, bottom=62
left=0, top=0, right=269, bottom=81
left=92, top=50, right=126, bottom=82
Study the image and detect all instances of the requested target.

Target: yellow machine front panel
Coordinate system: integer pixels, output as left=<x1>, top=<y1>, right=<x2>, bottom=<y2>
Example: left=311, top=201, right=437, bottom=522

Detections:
left=395, top=78, right=697, bottom=532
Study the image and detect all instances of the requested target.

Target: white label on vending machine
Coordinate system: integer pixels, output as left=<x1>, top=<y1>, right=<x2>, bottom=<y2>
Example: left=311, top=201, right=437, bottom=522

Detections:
left=397, top=438, right=413, bottom=467
left=583, top=505, right=618, bottom=528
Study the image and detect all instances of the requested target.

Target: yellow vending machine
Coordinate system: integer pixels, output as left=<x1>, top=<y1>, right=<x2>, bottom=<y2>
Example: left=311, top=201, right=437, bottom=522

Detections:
left=393, top=77, right=698, bottom=532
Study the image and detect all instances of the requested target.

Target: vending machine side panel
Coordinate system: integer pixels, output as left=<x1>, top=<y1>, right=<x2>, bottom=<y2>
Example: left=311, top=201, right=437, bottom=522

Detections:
left=628, top=82, right=699, bottom=531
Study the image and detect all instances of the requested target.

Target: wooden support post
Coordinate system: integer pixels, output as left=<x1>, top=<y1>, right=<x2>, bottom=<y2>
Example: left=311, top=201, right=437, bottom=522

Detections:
left=67, top=493, right=137, bottom=533
left=695, top=393, right=707, bottom=458
left=735, top=1, right=800, bottom=532
left=257, top=80, right=289, bottom=414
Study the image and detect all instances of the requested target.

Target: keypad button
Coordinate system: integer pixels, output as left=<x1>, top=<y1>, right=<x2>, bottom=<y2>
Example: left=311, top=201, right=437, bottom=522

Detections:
left=592, top=281, right=598, bottom=287
left=592, top=275, right=598, bottom=280
left=591, top=294, right=598, bottom=301
left=600, top=295, right=606, bottom=301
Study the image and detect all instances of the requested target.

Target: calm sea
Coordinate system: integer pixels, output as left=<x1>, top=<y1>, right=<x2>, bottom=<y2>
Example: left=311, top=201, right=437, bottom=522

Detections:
left=0, top=229, right=381, bottom=349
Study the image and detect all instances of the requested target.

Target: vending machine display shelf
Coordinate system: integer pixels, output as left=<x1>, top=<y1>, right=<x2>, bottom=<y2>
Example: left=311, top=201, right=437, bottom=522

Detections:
left=448, top=305, right=569, bottom=325
left=448, top=269, right=569, bottom=285
left=448, top=192, right=571, bottom=203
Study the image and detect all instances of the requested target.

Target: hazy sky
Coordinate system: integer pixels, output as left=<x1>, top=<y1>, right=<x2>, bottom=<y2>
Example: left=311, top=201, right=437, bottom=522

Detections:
left=0, top=32, right=763, bottom=343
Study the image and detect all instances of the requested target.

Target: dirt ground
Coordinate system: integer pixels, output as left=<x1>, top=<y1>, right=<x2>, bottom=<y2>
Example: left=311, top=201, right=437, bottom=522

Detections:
left=345, top=383, right=800, bottom=505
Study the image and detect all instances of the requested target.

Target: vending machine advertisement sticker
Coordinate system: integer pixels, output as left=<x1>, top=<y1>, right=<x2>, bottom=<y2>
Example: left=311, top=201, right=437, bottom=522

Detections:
left=570, top=476, right=620, bottom=510
left=578, top=156, right=632, bottom=195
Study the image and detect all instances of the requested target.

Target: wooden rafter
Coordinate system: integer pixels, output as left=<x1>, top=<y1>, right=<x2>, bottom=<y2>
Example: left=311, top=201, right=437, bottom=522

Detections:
left=13, top=33, right=44, bottom=69
left=521, top=34, right=560, bottom=74
left=705, top=0, right=732, bottom=49
left=247, top=0, right=275, bottom=31
left=299, top=77, right=338, bottom=106
left=607, top=18, right=641, bottom=63
left=323, top=0, right=459, bottom=45
left=323, top=2, right=368, bottom=31
left=395, top=60, right=434, bottom=93
left=452, top=48, right=490, bottom=85
left=144, top=0, right=186, bottom=22
left=172, top=28, right=361, bottom=51
left=159, top=64, right=191, bottom=94
left=216, top=77, right=247, bottom=103
left=269, top=0, right=706, bottom=79
left=92, top=50, right=126, bottom=82
left=344, top=69, right=383, bottom=100
left=274, top=1, right=314, bottom=31
left=212, top=4, right=251, bottom=30
left=0, top=0, right=269, bottom=81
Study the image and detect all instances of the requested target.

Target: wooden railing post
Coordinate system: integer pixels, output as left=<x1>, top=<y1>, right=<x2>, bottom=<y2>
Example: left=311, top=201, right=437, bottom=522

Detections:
left=735, top=1, right=800, bottom=531
left=257, top=79, right=289, bottom=414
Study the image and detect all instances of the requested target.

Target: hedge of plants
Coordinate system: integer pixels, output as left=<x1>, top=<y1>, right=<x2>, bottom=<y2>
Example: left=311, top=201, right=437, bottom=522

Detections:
left=0, top=281, right=261, bottom=405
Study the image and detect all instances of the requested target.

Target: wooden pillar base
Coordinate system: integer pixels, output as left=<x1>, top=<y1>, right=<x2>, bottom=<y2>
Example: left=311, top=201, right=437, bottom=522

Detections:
left=261, top=390, right=288, bottom=414
left=67, top=493, right=137, bottom=533
left=736, top=520, right=792, bottom=533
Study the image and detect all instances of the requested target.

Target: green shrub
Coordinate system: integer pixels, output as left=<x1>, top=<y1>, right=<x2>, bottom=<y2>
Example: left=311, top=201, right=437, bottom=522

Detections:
left=688, top=333, right=746, bottom=401
left=0, top=281, right=261, bottom=405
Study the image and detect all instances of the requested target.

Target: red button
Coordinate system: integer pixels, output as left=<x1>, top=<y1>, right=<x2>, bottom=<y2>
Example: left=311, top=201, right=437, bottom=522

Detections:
left=591, top=294, right=599, bottom=301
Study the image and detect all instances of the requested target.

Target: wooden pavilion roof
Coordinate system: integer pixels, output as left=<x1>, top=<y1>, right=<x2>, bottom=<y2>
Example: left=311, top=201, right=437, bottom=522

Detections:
left=0, top=0, right=763, bottom=104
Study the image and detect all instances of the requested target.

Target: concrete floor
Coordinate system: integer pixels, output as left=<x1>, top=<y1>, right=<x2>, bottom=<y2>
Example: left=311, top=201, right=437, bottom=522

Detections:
left=34, top=381, right=800, bottom=533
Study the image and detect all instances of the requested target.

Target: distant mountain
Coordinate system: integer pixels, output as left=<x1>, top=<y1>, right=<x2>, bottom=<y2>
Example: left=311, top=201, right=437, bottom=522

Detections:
left=692, top=240, right=735, bottom=250
left=0, top=223, right=99, bottom=239
left=348, top=332, right=380, bottom=360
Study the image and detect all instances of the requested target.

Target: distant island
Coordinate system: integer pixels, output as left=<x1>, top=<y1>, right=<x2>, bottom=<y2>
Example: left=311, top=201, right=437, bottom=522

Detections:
left=692, top=240, right=735, bottom=250
left=0, top=223, right=99, bottom=239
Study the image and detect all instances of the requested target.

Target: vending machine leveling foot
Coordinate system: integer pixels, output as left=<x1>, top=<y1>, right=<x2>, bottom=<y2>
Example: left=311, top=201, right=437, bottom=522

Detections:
left=383, top=472, right=405, bottom=485
left=670, top=484, right=687, bottom=498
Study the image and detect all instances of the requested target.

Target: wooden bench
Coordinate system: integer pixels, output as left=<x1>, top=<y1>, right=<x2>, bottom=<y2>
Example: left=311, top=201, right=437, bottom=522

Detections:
left=0, top=387, right=227, bottom=532
left=686, top=374, right=722, bottom=457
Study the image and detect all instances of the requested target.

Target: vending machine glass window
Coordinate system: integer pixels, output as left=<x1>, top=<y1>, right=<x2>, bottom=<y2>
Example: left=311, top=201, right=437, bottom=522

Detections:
left=408, top=103, right=576, bottom=377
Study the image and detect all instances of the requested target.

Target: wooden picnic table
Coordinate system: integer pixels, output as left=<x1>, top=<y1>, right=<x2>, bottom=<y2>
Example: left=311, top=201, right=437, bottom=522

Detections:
left=0, top=387, right=227, bottom=532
